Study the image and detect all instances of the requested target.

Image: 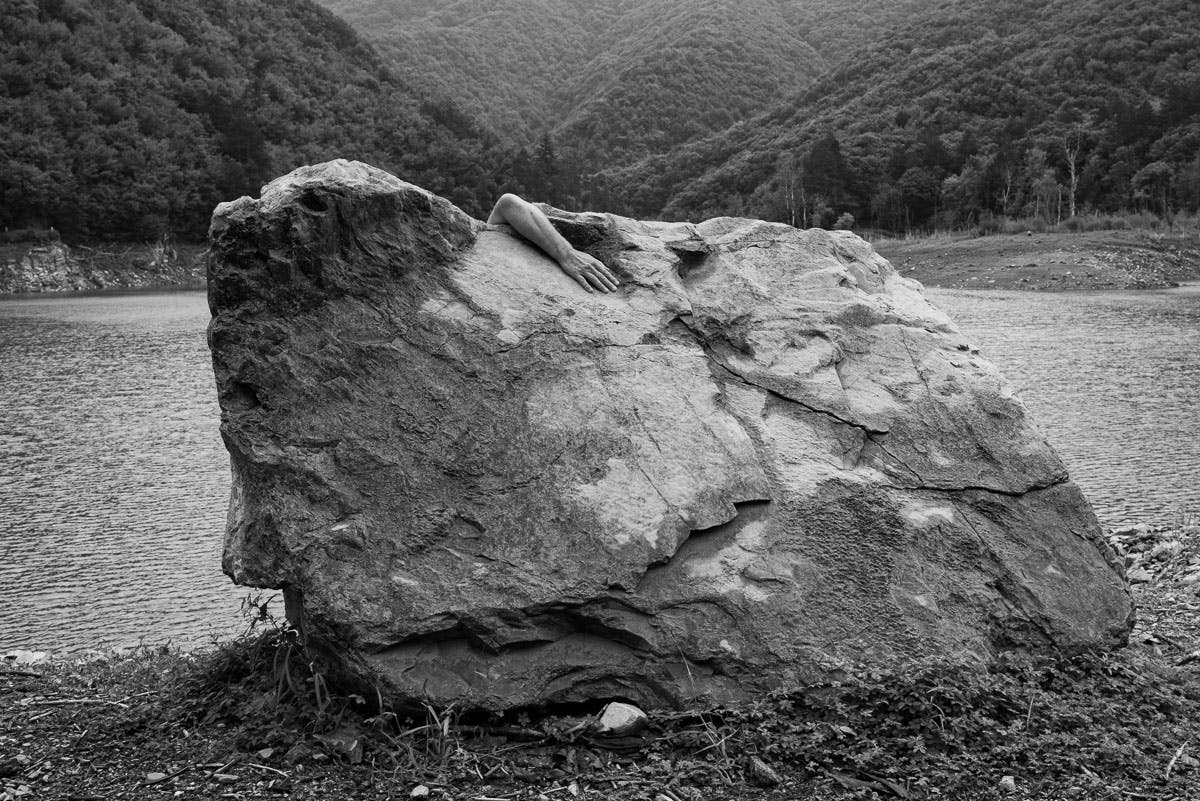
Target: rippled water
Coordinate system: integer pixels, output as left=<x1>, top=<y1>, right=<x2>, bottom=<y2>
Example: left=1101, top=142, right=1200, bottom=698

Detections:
left=0, top=287, right=1197, bottom=655
left=0, top=292, right=242, bottom=656
left=928, top=284, right=1200, bottom=527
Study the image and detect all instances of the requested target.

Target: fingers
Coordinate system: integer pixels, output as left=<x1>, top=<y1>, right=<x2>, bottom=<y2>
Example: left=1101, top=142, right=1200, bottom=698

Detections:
left=586, top=271, right=617, bottom=292
left=561, top=253, right=619, bottom=294
left=571, top=272, right=595, bottom=293
left=582, top=255, right=619, bottom=292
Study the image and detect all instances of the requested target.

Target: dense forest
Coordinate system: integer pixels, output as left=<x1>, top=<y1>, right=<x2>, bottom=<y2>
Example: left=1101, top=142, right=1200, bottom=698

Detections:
left=320, top=0, right=1200, bottom=231
left=0, top=0, right=543, bottom=241
left=4, top=0, right=1199, bottom=242
left=316, top=0, right=932, bottom=205
left=591, top=0, right=1200, bottom=229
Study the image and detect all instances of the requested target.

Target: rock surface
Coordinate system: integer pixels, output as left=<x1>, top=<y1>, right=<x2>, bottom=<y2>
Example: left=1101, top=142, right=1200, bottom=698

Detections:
left=207, top=160, right=1132, bottom=710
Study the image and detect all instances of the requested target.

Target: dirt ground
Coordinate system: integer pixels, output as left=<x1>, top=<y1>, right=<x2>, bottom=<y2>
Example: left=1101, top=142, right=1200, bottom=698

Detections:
left=873, top=229, right=1200, bottom=291
left=3, top=523, right=1199, bottom=801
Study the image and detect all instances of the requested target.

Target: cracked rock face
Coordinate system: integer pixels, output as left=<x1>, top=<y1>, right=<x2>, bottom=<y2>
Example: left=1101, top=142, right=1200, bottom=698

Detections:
left=208, top=160, right=1132, bottom=710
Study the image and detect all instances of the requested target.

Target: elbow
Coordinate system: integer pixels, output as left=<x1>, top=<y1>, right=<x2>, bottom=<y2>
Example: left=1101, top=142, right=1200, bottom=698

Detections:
left=497, top=193, right=525, bottom=211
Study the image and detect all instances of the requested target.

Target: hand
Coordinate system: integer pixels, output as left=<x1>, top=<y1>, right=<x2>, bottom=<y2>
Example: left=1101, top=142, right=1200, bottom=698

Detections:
left=558, top=250, right=619, bottom=293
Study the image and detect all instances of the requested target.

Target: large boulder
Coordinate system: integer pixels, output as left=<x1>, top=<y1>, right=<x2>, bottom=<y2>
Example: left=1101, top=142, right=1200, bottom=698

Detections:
left=207, top=160, right=1132, bottom=710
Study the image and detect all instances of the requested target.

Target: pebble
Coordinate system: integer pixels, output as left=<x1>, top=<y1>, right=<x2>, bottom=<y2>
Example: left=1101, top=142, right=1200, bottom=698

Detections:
left=999, top=775, right=1017, bottom=793
left=2, top=651, right=50, bottom=666
left=145, top=772, right=168, bottom=783
left=410, top=785, right=430, bottom=798
left=747, top=755, right=783, bottom=787
left=595, top=701, right=648, bottom=736
left=1126, top=567, right=1154, bottom=584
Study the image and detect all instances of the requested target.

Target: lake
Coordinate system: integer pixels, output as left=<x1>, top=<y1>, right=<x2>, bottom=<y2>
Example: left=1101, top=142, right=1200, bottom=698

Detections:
left=0, top=286, right=1197, bottom=656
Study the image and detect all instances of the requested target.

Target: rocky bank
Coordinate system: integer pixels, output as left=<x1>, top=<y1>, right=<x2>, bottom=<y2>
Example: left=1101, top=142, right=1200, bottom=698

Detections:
left=0, top=238, right=205, bottom=294
left=207, top=160, right=1132, bottom=711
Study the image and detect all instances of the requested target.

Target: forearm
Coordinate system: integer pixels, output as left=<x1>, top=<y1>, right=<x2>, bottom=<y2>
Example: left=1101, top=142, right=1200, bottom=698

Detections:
left=489, top=194, right=574, bottom=264
left=487, top=193, right=619, bottom=293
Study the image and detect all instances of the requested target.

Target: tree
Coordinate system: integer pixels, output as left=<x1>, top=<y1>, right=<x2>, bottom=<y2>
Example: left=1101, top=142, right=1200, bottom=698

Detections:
left=1132, top=160, right=1175, bottom=226
left=1061, top=127, right=1087, bottom=218
left=897, top=166, right=940, bottom=230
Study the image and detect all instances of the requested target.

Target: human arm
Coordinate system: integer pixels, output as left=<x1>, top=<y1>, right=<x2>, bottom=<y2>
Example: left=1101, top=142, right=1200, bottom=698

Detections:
left=487, top=193, right=619, bottom=293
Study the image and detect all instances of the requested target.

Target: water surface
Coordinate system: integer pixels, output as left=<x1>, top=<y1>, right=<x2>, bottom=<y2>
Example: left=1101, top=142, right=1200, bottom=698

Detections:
left=928, top=284, right=1200, bottom=526
left=0, top=292, right=243, bottom=656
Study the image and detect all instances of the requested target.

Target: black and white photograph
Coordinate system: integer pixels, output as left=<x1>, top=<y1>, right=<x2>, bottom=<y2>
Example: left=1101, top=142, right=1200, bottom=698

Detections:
left=2, top=0, right=1199, bottom=798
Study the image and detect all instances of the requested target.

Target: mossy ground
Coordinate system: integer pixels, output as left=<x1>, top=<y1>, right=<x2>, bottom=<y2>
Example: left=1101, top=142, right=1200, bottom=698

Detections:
left=4, top=525, right=1199, bottom=801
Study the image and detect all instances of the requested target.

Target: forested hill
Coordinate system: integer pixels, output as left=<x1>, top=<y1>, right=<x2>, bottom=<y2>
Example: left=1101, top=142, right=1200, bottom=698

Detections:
left=315, top=0, right=934, bottom=148
left=549, top=0, right=826, bottom=166
left=317, top=0, right=936, bottom=165
left=0, top=0, right=515, bottom=241
left=314, top=0, right=611, bottom=140
left=598, top=0, right=1200, bottom=228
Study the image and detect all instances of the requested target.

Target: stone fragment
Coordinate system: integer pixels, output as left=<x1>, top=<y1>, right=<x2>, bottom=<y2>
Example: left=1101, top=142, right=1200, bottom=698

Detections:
left=3, top=650, right=49, bottom=666
left=317, top=728, right=363, bottom=764
left=283, top=741, right=314, bottom=764
left=999, top=775, right=1017, bottom=793
left=1126, top=567, right=1154, bottom=584
left=746, top=755, right=783, bottom=786
left=595, top=702, right=648, bottom=736
left=208, top=160, right=1134, bottom=711
left=144, top=772, right=168, bottom=783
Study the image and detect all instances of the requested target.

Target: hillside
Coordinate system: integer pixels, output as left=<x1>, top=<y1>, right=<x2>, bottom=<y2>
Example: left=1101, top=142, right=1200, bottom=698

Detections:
left=551, top=0, right=825, bottom=166
left=314, top=0, right=612, bottom=139
left=599, top=0, right=1200, bottom=226
left=0, top=0, right=512, bottom=241
left=318, top=0, right=947, bottom=202
left=316, top=0, right=935, bottom=145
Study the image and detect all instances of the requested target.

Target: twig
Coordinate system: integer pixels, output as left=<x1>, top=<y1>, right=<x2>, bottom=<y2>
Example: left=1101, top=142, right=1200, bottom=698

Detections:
left=0, top=669, right=43, bottom=678
left=21, top=752, right=53, bottom=774
left=1165, top=737, right=1191, bottom=781
left=202, top=756, right=241, bottom=782
left=26, top=698, right=130, bottom=709
left=246, top=762, right=289, bottom=777
left=143, top=763, right=195, bottom=786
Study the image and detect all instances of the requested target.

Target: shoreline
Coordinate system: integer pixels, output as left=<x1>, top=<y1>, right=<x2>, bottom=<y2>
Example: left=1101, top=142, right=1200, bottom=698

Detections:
left=8, top=519, right=1196, bottom=666
left=4, top=572, right=1198, bottom=800
left=5, top=229, right=1199, bottom=297
left=873, top=228, right=1200, bottom=291
left=0, top=239, right=207, bottom=295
